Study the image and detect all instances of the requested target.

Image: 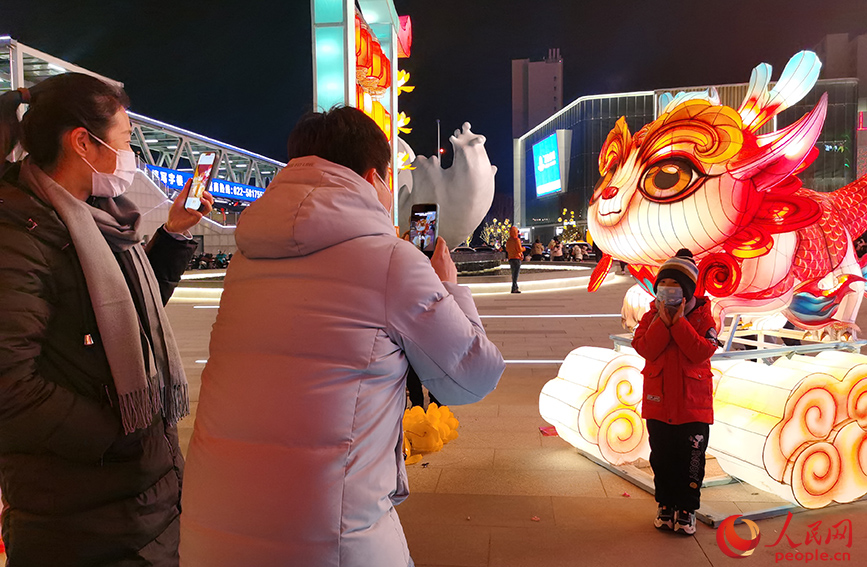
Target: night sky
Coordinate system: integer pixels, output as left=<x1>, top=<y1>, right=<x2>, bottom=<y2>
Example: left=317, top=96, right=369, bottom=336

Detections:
left=3, top=0, right=867, bottom=204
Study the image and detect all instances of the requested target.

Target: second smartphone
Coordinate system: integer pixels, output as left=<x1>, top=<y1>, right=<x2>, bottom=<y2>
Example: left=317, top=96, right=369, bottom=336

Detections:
left=409, top=203, right=439, bottom=258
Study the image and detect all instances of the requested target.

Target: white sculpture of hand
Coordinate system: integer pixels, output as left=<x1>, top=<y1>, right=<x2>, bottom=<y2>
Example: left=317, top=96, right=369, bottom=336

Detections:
left=397, top=122, right=497, bottom=248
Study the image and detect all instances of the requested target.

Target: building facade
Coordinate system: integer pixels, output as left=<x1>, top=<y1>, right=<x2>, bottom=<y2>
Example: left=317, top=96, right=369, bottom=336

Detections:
left=813, top=33, right=867, bottom=179
left=512, top=49, right=563, bottom=139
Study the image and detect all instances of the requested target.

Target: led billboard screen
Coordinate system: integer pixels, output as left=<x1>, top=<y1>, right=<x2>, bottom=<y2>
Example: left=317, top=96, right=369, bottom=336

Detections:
left=532, top=133, right=562, bottom=196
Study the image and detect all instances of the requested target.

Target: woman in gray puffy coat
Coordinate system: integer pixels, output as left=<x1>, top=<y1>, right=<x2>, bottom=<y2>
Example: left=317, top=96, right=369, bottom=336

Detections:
left=181, top=107, right=505, bottom=566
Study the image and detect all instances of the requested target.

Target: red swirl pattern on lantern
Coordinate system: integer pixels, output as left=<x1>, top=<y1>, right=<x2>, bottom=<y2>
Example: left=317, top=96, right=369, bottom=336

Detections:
left=635, top=100, right=744, bottom=167
left=723, top=226, right=774, bottom=259
left=763, top=363, right=867, bottom=508
left=847, top=376, right=867, bottom=428
left=576, top=355, right=648, bottom=465
left=792, top=441, right=842, bottom=503
left=597, top=408, right=647, bottom=464
left=752, top=195, right=822, bottom=234
left=697, top=253, right=742, bottom=297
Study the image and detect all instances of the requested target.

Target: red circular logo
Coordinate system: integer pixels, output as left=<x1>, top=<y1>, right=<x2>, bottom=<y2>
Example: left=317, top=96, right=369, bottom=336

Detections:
left=717, top=514, right=761, bottom=558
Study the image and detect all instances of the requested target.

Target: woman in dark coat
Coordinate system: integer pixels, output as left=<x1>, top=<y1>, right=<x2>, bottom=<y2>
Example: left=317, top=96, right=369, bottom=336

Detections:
left=0, top=74, right=211, bottom=565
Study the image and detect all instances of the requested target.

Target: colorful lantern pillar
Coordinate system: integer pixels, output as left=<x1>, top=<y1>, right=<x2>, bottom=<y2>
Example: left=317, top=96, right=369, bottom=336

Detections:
left=311, top=0, right=356, bottom=110
left=311, top=0, right=401, bottom=223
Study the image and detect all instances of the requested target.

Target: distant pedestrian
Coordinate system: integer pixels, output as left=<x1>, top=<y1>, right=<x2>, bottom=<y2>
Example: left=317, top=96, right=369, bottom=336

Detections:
left=632, top=249, right=716, bottom=536
left=531, top=238, right=544, bottom=261
left=505, top=226, right=524, bottom=293
left=570, top=245, right=583, bottom=262
left=549, top=237, right=564, bottom=261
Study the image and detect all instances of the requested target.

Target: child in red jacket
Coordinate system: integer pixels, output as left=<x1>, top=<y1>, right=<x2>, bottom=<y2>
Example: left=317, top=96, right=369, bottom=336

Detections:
left=632, top=249, right=718, bottom=535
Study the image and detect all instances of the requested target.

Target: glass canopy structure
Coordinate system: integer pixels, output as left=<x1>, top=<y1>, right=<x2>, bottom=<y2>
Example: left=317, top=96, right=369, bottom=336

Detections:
left=0, top=36, right=284, bottom=218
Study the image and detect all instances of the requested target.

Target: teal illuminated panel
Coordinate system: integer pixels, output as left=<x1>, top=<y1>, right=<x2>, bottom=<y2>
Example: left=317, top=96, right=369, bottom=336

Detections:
left=312, top=0, right=344, bottom=24
left=532, top=134, right=562, bottom=196
left=314, top=26, right=346, bottom=110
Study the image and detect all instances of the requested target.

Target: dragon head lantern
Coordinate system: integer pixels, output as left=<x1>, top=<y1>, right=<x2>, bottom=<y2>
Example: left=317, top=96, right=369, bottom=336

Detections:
left=588, top=51, right=867, bottom=335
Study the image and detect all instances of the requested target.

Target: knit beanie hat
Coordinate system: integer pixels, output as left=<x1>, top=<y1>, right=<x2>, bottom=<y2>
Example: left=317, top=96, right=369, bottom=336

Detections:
left=654, top=249, right=699, bottom=301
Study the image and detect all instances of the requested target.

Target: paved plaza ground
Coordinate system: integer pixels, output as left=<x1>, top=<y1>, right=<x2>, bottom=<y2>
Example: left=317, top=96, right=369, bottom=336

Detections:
left=5, top=267, right=865, bottom=565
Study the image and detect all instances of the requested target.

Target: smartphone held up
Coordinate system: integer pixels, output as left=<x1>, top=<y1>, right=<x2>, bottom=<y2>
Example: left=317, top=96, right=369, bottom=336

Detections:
left=185, top=152, right=217, bottom=212
left=409, top=203, right=439, bottom=258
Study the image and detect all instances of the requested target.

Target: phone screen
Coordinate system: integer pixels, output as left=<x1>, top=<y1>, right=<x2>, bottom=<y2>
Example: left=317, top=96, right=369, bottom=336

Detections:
left=185, top=152, right=217, bottom=211
left=410, top=204, right=439, bottom=257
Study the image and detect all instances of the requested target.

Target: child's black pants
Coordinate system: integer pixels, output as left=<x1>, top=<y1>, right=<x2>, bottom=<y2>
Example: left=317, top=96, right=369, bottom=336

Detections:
left=646, top=419, right=710, bottom=511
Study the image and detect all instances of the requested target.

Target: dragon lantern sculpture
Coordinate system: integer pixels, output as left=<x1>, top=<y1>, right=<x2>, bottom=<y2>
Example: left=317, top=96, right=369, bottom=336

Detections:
left=588, top=51, right=867, bottom=337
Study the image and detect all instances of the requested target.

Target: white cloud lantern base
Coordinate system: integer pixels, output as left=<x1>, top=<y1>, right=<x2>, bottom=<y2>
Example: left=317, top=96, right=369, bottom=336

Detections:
left=540, top=347, right=867, bottom=509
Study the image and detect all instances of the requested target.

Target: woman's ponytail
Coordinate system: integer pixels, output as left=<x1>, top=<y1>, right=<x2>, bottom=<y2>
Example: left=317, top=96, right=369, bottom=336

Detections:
left=0, top=89, right=26, bottom=160
left=1, top=74, right=129, bottom=171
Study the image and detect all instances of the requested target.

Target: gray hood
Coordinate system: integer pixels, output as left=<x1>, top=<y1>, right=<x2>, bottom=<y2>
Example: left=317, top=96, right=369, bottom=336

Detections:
left=236, top=157, right=394, bottom=259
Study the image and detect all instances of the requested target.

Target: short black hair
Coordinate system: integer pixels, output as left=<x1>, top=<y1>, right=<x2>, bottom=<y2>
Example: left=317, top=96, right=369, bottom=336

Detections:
left=286, top=106, right=390, bottom=178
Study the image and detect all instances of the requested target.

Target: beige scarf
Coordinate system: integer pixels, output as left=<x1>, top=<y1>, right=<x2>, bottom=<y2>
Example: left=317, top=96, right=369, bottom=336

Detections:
left=20, top=159, right=188, bottom=434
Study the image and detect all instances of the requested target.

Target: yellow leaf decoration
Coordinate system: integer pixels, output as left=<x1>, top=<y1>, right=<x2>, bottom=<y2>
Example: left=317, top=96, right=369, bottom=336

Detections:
left=397, top=69, right=415, bottom=95
left=397, top=112, right=412, bottom=135
left=397, top=151, right=415, bottom=171
left=402, top=403, right=460, bottom=463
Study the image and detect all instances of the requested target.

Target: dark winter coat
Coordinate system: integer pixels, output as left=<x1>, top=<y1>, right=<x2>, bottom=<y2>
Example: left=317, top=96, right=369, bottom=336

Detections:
left=632, top=298, right=717, bottom=425
left=0, top=163, right=196, bottom=566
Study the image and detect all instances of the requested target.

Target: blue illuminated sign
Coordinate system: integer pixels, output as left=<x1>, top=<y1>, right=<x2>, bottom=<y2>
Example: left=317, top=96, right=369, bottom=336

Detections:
left=146, top=165, right=264, bottom=203
left=532, top=134, right=562, bottom=197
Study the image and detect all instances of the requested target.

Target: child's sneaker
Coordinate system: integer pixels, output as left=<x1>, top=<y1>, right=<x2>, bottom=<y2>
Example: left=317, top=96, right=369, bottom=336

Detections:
left=653, top=505, right=674, bottom=530
left=673, top=509, right=696, bottom=535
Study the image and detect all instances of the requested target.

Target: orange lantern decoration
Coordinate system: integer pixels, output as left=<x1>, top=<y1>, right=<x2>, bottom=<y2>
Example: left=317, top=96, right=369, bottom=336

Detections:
left=367, top=42, right=390, bottom=98
left=362, top=41, right=383, bottom=92
left=375, top=57, right=391, bottom=93
left=354, top=14, right=362, bottom=54
left=353, top=10, right=394, bottom=139
left=356, top=28, right=372, bottom=83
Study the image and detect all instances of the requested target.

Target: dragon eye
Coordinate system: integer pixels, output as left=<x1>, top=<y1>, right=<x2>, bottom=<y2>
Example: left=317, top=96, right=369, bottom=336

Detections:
left=639, top=157, right=705, bottom=202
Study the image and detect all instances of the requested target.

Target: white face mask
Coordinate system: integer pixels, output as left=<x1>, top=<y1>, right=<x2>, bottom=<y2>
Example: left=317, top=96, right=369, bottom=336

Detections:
left=372, top=172, right=393, bottom=215
left=81, top=133, right=137, bottom=198
left=656, top=285, right=683, bottom=306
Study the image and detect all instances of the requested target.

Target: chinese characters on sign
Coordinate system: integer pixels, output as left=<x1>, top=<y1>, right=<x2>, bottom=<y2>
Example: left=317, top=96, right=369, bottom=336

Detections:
left=147, top=165, right=264, bottom=203
left=764, top=513, right=852, bottom=563
left=716, top=513, right=853, bottom=562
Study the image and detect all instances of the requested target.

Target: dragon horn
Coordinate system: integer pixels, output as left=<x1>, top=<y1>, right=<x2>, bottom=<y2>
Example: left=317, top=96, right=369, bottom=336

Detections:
left=738, top=62, right=772, bottom=129
left=730, top=93, right=828, bottom=189
left=738, top=51, right=822, bottom=133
